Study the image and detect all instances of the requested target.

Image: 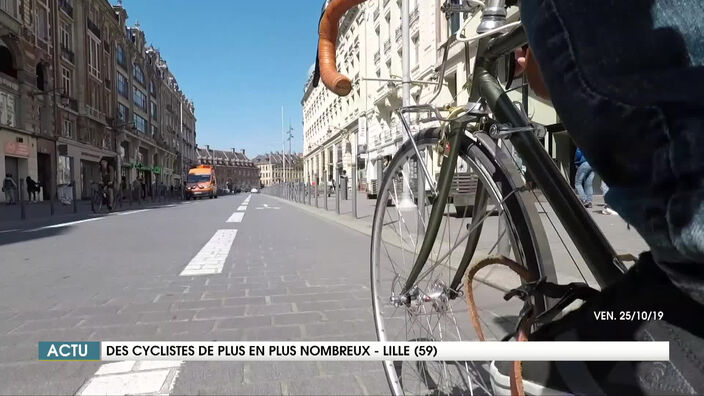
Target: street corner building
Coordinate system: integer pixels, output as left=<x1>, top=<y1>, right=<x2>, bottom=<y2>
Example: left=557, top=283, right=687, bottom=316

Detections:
left=252, top=151, right=303, bottom=188
left=0, top=0, right=197, bottom=204
left=196, top=145, right=259, bottom=192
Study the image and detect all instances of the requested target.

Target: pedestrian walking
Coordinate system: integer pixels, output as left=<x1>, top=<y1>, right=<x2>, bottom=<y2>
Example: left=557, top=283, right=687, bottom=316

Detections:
left=25, top=176, right=38, bottom=202
left=600, top=180, right=618, bottom=215
left=574, top=148, right=594, bottom=208
left=3, top=173, right=17, bottom=204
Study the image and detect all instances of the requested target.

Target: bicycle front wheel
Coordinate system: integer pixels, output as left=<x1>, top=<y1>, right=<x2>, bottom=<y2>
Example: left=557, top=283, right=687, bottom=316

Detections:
left=370, top=128, right=555, bottom=395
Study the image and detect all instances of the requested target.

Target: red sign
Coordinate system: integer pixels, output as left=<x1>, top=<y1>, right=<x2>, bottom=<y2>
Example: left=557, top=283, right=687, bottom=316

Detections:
left=5, top=141, right=29, bottom=157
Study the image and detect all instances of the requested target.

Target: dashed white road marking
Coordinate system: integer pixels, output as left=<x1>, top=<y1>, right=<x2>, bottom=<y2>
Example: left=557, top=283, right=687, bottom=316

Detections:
left=115, top=209, right=151, bottom=216
left=255, top=203, right=280, bottom=210
left=226, top=212, right=244, bottom=223
left=0, top=229, right=19, bottom=234
left=180, top=229, right=238, bottom=276
left=24, top=217, right=104, bottom=232
left=237, top=205, right=247, bottom=211
left=77, top=360, right=183, bottom=395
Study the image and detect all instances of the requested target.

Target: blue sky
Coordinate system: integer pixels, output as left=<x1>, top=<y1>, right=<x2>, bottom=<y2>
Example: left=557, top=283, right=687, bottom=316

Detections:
left=117, top=0, right=323, bottom=157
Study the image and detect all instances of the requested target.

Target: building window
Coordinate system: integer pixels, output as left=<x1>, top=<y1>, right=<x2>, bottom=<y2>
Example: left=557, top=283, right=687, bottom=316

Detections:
left=88, top=36, right=100, bottom=78
left=60, top=21, right=72, bottom=51
left=149, top=80, right=156, bottom=96
left=117, top=103, right=128, bottom=123
left=116, top=45, right=125, bottom=67
left=133, top=89, right=147, bottom=111
left=62, top=119, right=73, bottom=138
left=448, top=0, right=462, bottom=36
left=61, top=67, right=71, bottom=96
left=133, top=64, right=144, bottom=85
left=151, top=124, right=157, bottom=138
left=133, top=113, right=146, bottom=133
left=150, top=101, right=157, bottom=120
left=0, top=0, right=17, bottom=18
left=411, top=34, right=419, bottom=68
left=0, top=91, right=16, bottom=127
left=35, top=6, right=49, bottom=42
left=117, top=72, right=128, bottom=97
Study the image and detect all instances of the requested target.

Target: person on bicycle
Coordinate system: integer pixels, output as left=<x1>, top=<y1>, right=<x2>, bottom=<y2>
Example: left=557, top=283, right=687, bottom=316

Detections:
left=317, top=1, right=704, bottom=393
left=99, top=158, right=115, bottom=211
left=508, top=1, right=704, bottom=394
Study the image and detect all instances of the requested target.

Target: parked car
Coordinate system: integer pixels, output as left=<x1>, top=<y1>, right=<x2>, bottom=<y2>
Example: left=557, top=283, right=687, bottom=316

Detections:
left=250, top=188, right=259, bottom=193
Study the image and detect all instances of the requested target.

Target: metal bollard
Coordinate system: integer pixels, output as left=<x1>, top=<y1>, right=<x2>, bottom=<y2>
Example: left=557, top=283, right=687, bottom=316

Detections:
left=72, top=181, right=78, bottom=213
left=50, top=188, right=55, bottom=216
left=323, top=170, right=328, bottom=210
left=336, top=176, right=341, bottom=215
left=19, top=180, right=25, bottom=220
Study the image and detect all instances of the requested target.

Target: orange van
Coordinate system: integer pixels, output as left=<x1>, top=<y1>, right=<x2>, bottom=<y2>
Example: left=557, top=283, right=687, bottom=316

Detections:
left=185, top=165, right=218, bottom=199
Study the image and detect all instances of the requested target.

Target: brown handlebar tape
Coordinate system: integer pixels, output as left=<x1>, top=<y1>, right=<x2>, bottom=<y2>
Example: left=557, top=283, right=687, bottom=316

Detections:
left=318, top=0, right=366, bottom=96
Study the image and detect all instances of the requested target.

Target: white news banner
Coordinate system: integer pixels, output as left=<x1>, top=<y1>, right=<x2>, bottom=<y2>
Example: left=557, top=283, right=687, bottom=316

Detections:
left=101, top=341, right=669, bottom=362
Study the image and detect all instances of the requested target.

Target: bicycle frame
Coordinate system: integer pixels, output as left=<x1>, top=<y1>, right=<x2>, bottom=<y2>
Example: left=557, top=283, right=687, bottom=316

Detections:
left=401, top=17, right=626, bottom=297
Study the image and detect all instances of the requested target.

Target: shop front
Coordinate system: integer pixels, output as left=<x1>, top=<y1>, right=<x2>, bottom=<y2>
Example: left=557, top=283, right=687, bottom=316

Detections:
left=56, top=137, right=116, bottom=200
left=0, top=129, right=37, bottom=203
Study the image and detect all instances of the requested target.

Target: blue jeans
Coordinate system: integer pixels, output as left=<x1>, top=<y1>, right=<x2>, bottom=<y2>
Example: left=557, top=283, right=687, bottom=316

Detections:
left=574, top=162, right=594, bottom=204
left=522, top=0, right=704, bottom=302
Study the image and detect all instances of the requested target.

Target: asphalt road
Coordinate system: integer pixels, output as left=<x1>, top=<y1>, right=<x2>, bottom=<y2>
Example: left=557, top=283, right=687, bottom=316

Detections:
left=0, top=193, right=513, bottom=395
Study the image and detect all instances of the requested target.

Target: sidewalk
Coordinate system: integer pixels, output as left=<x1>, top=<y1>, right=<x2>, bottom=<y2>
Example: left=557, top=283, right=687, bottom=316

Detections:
left=0, top=193, right=185, bottom=232
left=266, top=187, right=648, bottom=290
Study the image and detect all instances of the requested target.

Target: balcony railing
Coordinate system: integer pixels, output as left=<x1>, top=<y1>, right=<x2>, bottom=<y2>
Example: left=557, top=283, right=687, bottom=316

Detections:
left=383, top=39, right=391, bottom=53
left=59, top=0, right=73, bottom=18
left=374, top=51, right=380, bottom=65
left=87, top=20, right=101, bottom=38
left=60, top=45, right=74, bottom=63
left=373, top=8, right=379, bottom=21
left=86, top=105, right=105, bottom=123
left=395, top=27, right=402, bottom=45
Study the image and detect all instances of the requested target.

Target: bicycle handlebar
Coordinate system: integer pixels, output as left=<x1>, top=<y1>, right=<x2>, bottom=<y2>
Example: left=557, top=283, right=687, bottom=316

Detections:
left=318, top=0, right=366, bottom=96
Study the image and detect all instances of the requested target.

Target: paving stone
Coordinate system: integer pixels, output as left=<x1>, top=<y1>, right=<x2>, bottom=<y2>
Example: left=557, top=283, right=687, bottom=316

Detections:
left=78, top=314, right=139, bottom=328
left=304, top=320, right=375, bottom=338
left=68, top=305, right=122, bottom=317
left=158, top=320, right=217, bottom=335
left=217, top=315, right=272, bottom=329
left=171, top=362, right=246, bottom=394
left=273, top=312, right=324, bottom=325
left=322, top=308, right=370, bottom=322
left=244, top=362, right=320, bottom=383
left=193, top=306, right=246, bottom=320
left=245, top=303, right=293, bottom=316
left=285, top=374, right=365, bottom=395
left=355, top=374, right=393, bottom=395
left=241, top=325, right=302, bottom=341
left=222, top=296, right=267, bottom=306
left=171, top=300, right=223, bottom=311
left=11, top=317, right=83, bottom=333
left=137, top=310, right=195, bottom=324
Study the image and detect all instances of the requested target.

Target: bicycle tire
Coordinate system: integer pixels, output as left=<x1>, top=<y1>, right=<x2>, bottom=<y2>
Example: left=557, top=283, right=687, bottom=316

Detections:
left=370, top=127, right=555, bottom=395
left=91, top=190, right=101, bottom=214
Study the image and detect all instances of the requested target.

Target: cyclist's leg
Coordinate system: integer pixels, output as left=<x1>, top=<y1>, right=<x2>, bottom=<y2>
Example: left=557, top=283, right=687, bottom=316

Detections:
left=503, top=0, right=704, bottom=393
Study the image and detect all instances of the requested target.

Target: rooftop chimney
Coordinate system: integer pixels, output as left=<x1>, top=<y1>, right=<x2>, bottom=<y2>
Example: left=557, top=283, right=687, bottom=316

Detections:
left=231, top=148, right=236, bottom=155
left=241, top=149, right=245, bottom=155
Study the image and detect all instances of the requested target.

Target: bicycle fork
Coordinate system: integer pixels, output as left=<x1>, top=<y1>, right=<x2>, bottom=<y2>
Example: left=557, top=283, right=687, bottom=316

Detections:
left=401, top=119, right=471, bottom=295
